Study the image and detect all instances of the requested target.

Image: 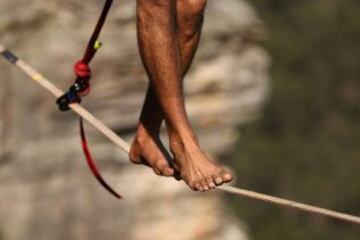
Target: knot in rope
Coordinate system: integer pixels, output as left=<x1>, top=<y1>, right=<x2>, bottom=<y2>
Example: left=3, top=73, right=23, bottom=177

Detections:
left=74, top=60, right=91, bottom=79
left=56, top=60, right=92, bottom=111
left=74, top=60, right=91, bottom=97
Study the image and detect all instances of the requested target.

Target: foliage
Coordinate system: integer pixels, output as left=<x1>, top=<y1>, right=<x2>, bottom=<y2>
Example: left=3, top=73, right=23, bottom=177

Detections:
left=229, top=1, right=360, bottom=239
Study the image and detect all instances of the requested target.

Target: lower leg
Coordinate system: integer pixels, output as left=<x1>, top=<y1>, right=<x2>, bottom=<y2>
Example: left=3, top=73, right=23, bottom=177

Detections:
left=133, top=0, right=204, bottom=136
left=130, top=1, right=205, bottom=175
left=168, top=0, right=233, bottom=191
left=130, top=0, right=184, bottom=177
left=133, top=0, right=233, bottom=190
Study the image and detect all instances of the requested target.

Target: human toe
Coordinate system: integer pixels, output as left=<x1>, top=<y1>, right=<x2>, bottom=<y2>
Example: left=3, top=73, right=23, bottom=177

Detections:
left=222, top=170, right=234, bottom=183
left=156, top=162, right=173, bottom=177
left=162, top=167, right=175, bottom=176
left=207, top=177, right=216, bottom=189
left=195, top=182, right=203, bottom=192
left=200, top=179, right=210, bottom=191
left=214, top=176, right=224, bottom=186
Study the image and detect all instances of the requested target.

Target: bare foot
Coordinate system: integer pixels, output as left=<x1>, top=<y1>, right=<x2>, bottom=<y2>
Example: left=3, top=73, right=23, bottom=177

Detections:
left=129, top=125, right=175, bottom=177
left=170, top=134, right=233, bottom=192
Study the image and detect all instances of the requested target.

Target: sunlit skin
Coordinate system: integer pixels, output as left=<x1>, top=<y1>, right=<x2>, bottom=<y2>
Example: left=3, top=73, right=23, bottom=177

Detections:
left=129, top=0, right=233, bottom=192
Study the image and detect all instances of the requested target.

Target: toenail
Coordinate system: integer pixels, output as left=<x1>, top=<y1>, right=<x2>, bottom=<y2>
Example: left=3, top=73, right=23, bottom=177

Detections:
left=209, top=182, right=216, bottom=188
left=195, top=184, right=202, bottom=192
left=164, top=168, right=174, bottom=176
left=215, top=177, right=223, bottom=185
left=223, top=172, right=233, bottom=181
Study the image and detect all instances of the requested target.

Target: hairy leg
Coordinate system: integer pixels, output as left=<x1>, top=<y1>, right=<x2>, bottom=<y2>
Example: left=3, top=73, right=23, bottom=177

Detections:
left=130, top=0, right=204, bottom=177
left=132, top=0, right=233, bottom=191
left=172, top=0, right=233, bottom=191
left=176, top=0, right=205, bottom=73
left=130, top=0, right=181, bottom=177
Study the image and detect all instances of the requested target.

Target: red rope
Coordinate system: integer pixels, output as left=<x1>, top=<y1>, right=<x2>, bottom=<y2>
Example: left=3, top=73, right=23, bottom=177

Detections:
left=58, top=0, right=121, bottom=198
left=80, top=118, right=122, bottom=199
left=76, top=0, right=121, bottom=199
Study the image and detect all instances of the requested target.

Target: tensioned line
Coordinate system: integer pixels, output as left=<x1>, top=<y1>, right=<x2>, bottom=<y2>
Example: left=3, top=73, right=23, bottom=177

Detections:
left=1, top=43, right=360, bottom=225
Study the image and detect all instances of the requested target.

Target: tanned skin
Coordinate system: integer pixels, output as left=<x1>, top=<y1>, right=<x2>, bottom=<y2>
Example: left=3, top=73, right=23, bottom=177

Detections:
left=130, top=0, right=233, bottom=192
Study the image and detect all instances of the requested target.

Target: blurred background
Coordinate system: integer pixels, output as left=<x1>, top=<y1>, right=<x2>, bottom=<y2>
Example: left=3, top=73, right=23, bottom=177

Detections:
left=0, top=0, right=359, bottom=240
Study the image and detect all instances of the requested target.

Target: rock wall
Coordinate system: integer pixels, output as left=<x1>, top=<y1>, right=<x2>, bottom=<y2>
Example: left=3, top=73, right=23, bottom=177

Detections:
left=0, top=1, right=269, bottom=240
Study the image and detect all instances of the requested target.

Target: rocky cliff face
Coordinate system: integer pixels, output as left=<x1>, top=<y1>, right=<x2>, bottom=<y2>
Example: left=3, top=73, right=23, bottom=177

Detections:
left=0, top=1, right=269, bottom=240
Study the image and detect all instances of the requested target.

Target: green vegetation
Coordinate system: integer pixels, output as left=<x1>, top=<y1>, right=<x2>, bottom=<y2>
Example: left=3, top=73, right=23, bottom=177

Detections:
left=229, top=1, right=360, bottom=239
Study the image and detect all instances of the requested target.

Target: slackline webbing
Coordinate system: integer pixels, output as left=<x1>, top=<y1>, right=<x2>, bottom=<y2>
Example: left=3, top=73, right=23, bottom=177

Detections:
left=1, top=43, right=360, bottom=225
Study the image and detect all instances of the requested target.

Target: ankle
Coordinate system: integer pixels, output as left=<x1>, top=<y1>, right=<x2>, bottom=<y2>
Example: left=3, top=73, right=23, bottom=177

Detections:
left=169, top=130, right=199, bottom=156
left=140, top=120, right=161, bottom=134
left=135, top=123, right=159, bottom=143
left=139, top=116, right=162, bottom=133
